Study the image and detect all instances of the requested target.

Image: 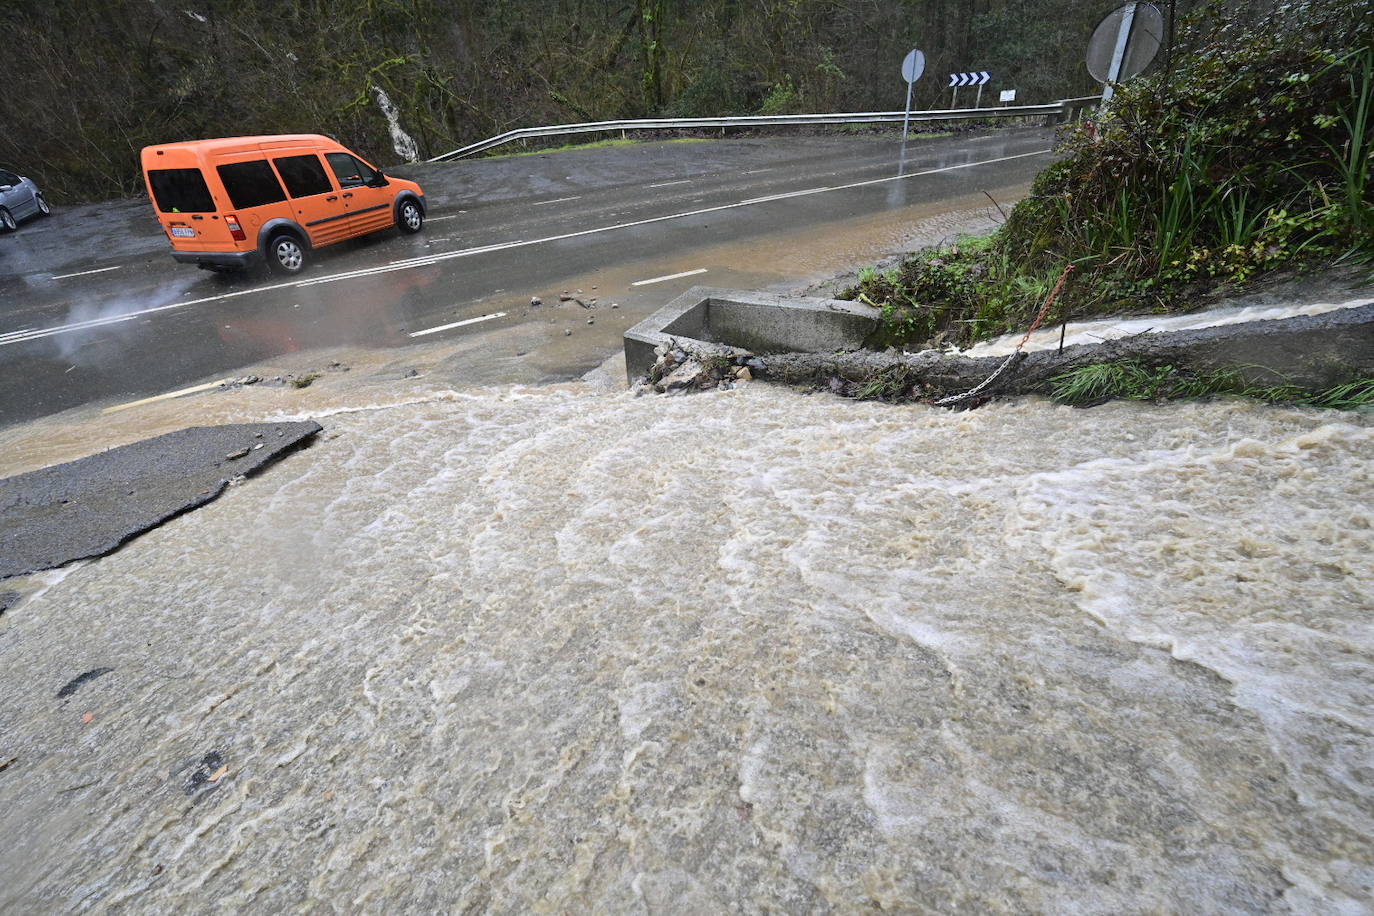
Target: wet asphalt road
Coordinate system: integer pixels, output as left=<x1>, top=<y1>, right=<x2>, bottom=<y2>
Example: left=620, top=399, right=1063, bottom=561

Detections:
left=0, top=420, right=320, bottom=579
left=0, top=128, right=1054, bottom=427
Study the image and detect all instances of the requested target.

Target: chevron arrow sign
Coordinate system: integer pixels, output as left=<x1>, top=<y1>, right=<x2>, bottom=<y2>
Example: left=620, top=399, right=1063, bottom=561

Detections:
left=948, top=71, right=991, bottom=87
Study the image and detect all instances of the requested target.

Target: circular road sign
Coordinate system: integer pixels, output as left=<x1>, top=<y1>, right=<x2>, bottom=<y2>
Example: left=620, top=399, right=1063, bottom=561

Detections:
left=1086, top=2, right=1164, bottom=83
left=901, top=49, right=926, bottom=83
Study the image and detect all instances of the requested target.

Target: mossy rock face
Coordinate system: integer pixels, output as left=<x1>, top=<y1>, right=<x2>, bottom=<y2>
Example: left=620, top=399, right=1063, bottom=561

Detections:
left=863, top=326, right=915, bottom=351
left=859, top=306, right=936, bottom=350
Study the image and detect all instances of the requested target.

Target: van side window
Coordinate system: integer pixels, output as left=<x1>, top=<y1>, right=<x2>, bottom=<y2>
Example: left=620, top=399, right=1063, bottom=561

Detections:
left=217, top=160, right=288, bottom=209
left=326, top=153, right=381, bottom=189
left=274, top=155, right=333, bottom=198
left=0, top=170, right=19, bottom=185
left=148, top=168, right=215, bottom=213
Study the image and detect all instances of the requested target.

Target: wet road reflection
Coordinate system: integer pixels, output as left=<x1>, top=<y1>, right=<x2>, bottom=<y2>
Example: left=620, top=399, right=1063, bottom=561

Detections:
left=0, top=130, right=1054, bottom=426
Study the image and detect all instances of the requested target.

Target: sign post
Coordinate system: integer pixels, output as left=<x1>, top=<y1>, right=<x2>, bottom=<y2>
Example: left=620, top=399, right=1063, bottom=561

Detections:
left=1086, top=2, right=1164, bottom=105
left=900, top=49, right=926, bottom=139
left=948, top=72, right=990, bottom=108
left=1102, top=2, right=1137, bottom=102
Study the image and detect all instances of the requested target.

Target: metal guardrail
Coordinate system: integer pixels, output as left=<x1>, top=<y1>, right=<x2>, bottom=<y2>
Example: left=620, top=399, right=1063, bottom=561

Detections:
left=429, top=96, right=1104, bottom=162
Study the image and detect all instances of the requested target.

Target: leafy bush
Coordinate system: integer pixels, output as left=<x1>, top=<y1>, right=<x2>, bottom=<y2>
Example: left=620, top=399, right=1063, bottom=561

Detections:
left=757, top=76, right=802, bottom=115
left=1014, top=0, right=1374, bottom=285
left=846, top=0, right=1374, bottom=350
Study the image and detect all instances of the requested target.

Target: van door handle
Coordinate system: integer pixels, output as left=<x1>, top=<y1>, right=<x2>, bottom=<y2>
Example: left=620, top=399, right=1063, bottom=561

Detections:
left=342, top=192, right=353, bottom=199
left=325, top=195, right=338, bottom=202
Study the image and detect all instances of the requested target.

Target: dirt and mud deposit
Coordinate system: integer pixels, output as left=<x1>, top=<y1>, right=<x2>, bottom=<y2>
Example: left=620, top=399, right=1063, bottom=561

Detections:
left=1, top=377, right=1371, bottom=912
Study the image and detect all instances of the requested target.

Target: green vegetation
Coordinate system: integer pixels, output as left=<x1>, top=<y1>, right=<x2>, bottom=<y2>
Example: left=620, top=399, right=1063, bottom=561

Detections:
left=845, top=0, right=1374, bottom=351
left=1047, top=363, right=1248, bottom=404
left=852, top=365, right=918, bottom=400
left=4, top=0, right=1132, bottom=201
left=1047, top=363, right=1374, bottom=410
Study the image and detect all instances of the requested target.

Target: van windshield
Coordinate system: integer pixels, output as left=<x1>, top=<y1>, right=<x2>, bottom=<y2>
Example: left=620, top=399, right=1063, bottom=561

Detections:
left=148, top=168, right=215, bottom=214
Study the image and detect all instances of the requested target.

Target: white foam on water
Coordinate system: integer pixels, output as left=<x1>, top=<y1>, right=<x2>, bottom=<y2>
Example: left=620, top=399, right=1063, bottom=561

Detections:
left=1, top=386, right=1371, bottom=911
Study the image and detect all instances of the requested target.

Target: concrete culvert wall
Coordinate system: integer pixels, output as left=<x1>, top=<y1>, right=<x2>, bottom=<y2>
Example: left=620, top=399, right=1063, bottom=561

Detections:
left=626, top=288, right=880, bottom=382
left=627, top=290, right=1374, bottom=403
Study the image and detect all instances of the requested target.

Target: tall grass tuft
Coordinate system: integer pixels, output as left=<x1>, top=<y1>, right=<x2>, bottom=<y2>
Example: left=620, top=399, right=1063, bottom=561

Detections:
left=1304, top=378, right=1374, bottom=410
left=1326, top=48, right=1374, bottom=241
left=1048, top=362, right=1374, bottom=410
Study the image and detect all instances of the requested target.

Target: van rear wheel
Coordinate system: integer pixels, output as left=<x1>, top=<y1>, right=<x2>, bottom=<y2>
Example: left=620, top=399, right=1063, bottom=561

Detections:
left=397, top=199, right=423, bottom=234
left=267, top=233, right=307, bottom=274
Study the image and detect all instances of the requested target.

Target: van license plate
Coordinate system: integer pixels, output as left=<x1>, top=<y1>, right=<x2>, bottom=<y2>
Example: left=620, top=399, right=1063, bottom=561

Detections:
left=170, top=227, right=195, bottom=238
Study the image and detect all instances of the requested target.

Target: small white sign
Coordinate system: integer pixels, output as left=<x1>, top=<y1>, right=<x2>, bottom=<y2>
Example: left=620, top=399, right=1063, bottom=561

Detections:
left=1000, top=89, right=1017, bottom=102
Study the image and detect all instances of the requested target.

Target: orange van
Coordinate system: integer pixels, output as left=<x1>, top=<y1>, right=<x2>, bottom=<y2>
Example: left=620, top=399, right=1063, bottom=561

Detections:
left=140, top=135, right=426, bottom=274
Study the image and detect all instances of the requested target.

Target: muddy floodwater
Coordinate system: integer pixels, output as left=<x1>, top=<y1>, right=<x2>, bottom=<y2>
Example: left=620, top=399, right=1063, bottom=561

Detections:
left=1, top=383, right=1372, bottom=912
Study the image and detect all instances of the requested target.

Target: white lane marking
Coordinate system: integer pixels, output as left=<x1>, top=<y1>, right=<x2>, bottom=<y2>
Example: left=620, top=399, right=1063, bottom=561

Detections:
left=384, top=241, right=516, bottom=269
left=102, top=379, right=228, bottom=414
left=298, top=259, right=440, bottom=286
left=3, top=149, right=1050, bottom=348
left=533, top=196, right=583, bottom=206
left=408, top=311, right=507, bottom=338
left=2, top=244, right=526, bottom=346
left=426, top=214, right=462, bottom=222
left=0, top=327, right=35, bottom=342
left=827, top=150, right=1049, bottom=194
left=648, top=179, right=692, bottom=188
left=743, top=168, right=773, bottom=175
left=740, top=186, right=830, bottom=205
left=50, top=265, right=122, bottom=280
left=632, top=268, right=708, bottom=287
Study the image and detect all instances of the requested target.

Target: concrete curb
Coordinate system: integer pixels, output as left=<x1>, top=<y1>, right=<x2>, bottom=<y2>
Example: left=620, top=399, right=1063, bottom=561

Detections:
left=623, top=286, right=881, bottom=383
left=625, top=289, right=1374, bottom=398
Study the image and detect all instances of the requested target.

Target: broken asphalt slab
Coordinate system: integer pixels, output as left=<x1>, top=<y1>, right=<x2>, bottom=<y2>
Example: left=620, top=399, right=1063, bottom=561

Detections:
left=0, top=421, right=321, bottom=580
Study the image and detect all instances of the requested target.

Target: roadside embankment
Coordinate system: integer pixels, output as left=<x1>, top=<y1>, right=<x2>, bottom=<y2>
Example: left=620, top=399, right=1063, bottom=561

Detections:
left=629, top=283, right=1374, bottom=408
left=765, top=300, right=1374, bottom=402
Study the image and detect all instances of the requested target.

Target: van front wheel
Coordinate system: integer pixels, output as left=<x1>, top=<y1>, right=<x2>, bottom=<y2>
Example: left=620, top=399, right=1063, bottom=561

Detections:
left=397, top=199, right=423, bottom=234
left=0, top=208, right=15, bottom=232
left=267, top=233, right=307, bottom=274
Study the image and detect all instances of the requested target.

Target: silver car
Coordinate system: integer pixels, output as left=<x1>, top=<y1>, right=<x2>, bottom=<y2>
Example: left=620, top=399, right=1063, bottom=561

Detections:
left=0, top=168, right=51, bottom=231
